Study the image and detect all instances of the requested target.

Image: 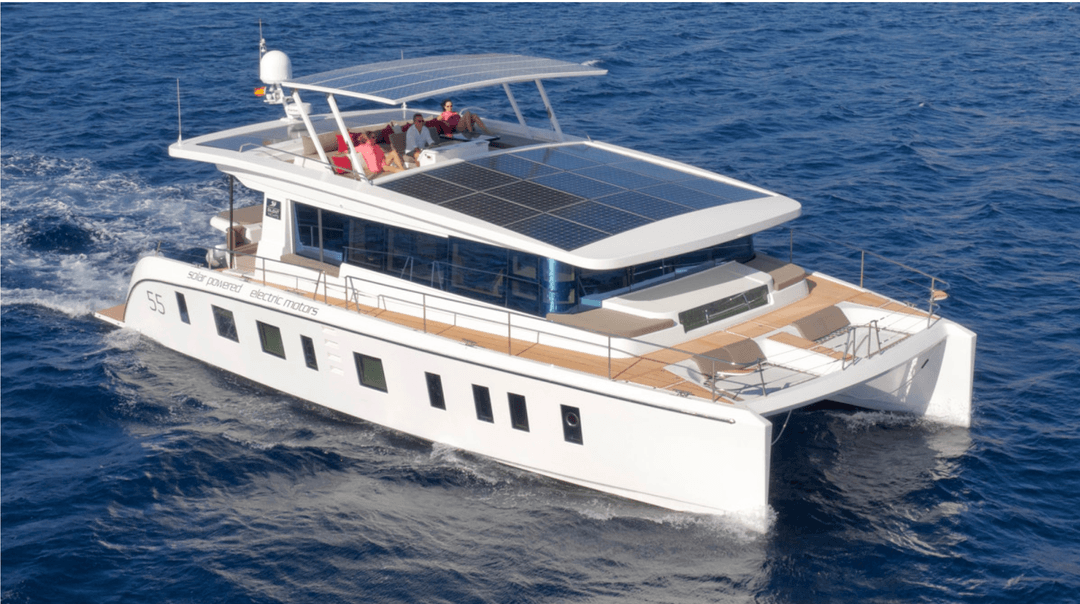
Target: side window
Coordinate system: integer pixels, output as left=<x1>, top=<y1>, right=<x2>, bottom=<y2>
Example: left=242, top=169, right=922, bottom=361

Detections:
left=257, top=321, right=286, bottom=359
left=425, top=372, right=446, bottom=410
left=561, top=405, right=583, bottom=445
left=508, top=393, right=529, bottom=432
left=301, top=336, right=319, bottom=370
left=472, top=385, right=494, bottom=423
left=211, top=305, right=238, bottom=342
left=176, top=292, right=190, bottom=324
left=354, top=352, right=388, bottom=392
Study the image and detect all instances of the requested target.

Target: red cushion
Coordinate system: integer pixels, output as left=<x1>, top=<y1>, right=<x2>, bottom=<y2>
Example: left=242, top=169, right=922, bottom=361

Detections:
left=331, top=154, right=351, bottom=175
left=336, top=134, right=350, bottom=154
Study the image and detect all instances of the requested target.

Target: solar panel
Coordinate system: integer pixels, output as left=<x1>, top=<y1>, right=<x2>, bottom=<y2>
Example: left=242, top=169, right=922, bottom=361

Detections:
left=442, top=193, right=538, bottom=226
left=486, top=180, right=582, bottom=213
left=506, top=213, right=609, bottom=250
left=390, top=142, right=762, bottom=251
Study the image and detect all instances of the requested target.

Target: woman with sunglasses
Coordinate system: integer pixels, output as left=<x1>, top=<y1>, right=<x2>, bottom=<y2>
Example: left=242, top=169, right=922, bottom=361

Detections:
left=439, top=99, right=490, bottom=135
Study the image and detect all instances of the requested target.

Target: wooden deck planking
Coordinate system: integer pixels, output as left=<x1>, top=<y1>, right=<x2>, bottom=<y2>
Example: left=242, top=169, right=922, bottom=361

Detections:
left=239, top=268, right=897, bottom=401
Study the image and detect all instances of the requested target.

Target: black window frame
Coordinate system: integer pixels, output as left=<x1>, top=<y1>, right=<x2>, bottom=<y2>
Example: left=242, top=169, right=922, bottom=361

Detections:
left=301, top=335, right=319, bottom=370
left=472, top=385, right=494, bottom=423
left=425, top=372, right=446, bottom=410
left=508, top=393, right=529, bottom=432
left=211, top=305, right=239, bottom=342
left=175, top=292, right=190, bottom=324
left=353, top=352, right=388, bottom=392
left=561, top=405, right=583, bottom=445
left=256, top=321, right=287, bottom=359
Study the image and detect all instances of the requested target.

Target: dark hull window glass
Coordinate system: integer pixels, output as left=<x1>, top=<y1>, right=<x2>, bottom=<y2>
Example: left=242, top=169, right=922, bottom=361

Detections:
left=354, top=352, right=388, bottom=392
left=561, top=405, right=583, bottom=445
left=426, top=372, right=446, bottom=410
left=508, top=393, right=529, bottom=432
left=175, top=292, right=190, bottom=324
left=211, top=305, right=238, bottom=342
left=257, top=321, right=286, bottom=359
left=301, top=335, right=319, bottom=370
left=472, top=385, right=494, bottom=423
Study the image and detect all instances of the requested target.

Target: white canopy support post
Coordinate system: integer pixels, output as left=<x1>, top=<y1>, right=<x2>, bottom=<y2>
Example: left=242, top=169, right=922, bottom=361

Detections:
left=503, top=83, right=526, bottom=128
left=326, top=93, right=368, bottom=183
left=293, top=90, right=332, bottom=171
left=535, top=80, right=563, bottom=140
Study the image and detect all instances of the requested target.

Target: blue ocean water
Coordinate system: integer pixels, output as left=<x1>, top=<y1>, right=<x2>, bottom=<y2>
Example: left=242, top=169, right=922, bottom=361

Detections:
left=3, top=2, right=1079, bottom=602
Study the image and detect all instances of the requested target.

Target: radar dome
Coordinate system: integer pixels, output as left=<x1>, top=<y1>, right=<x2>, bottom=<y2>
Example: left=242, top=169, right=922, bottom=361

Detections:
left=260, top=50, right=292, bottom=85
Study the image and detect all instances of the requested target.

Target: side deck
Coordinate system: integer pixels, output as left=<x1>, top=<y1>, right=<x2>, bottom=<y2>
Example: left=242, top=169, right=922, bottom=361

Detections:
left=227, top=252, right=931, bottom=406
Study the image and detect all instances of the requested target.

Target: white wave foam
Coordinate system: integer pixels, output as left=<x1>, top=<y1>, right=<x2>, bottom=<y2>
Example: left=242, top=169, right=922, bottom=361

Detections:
left=2, top=151, right=260, bottom=317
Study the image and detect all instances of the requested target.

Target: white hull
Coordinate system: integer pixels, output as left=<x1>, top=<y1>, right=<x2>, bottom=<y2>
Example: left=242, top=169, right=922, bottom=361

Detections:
left=112, top=257, right=773, bottom=519
left=99, top=255, right=974, bottom=528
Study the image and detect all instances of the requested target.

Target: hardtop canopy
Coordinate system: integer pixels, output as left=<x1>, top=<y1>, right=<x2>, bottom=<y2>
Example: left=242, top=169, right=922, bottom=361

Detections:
left=284, top=54, right=608, bottom=106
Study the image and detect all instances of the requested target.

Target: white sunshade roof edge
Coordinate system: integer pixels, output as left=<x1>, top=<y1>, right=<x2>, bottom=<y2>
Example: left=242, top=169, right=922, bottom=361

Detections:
left=283, top=54, right=608, bottom=105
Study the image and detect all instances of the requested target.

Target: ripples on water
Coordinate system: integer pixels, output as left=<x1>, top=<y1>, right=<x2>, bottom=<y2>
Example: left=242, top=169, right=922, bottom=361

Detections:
left=3, top=3, right=1079, bottom=603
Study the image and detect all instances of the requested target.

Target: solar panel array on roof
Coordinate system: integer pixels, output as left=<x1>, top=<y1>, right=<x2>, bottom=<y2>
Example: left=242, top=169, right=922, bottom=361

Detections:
left=285, top=54, right=607, bottom=105
left=380, top=143, right=764, bottom=251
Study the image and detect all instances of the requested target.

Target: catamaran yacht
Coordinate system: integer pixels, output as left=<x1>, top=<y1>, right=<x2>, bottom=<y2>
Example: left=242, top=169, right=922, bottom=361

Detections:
left=95, top=44, right=975, bottom=527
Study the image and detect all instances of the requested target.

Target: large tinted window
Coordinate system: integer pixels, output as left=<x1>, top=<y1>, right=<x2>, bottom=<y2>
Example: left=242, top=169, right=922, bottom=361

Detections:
left=292, top=202, right=754, bottom=318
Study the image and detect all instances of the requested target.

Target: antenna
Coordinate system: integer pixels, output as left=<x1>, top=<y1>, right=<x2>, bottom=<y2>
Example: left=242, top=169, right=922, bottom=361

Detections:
left=176, top=78, right=183, bottom=143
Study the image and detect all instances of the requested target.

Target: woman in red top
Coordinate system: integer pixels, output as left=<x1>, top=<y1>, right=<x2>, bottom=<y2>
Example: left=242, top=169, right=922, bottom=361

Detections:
left=439, top=99, right=489, bottom=135
left=356, top=131, right=405, bottom=175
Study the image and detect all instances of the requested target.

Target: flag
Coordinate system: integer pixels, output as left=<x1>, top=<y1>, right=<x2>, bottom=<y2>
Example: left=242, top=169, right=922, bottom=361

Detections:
left=254, top=87, right=266, bottom=97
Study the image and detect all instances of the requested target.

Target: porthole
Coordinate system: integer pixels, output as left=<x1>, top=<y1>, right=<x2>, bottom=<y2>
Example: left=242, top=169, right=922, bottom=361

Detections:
left=561, top=405, right=583, bottom=445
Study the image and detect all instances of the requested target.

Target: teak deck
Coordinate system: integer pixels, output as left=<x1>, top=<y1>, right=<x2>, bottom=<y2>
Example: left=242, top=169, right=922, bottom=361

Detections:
left=265, top=271, right=927, bottom=405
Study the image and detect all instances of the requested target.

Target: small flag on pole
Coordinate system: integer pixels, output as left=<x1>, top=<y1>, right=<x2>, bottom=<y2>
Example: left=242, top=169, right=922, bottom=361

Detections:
left=254, top=87, right=266, bottom=97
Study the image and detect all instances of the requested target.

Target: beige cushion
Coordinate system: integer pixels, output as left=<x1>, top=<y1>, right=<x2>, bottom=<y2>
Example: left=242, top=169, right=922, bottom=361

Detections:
left=547, top=308, right=675, bottom=338
left=745, top=253, right=807, bottom=290
left=793, top=306, right=850, bottom=341
left=301, top=132, right=338, bottom=156
left=693, top=338, right=764, bottom=374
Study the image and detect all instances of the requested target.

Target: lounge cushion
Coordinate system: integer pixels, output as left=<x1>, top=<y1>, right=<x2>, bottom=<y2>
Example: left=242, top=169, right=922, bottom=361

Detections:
left=301, top=132, right=338, bottom=156
left=745, top=253, right=807, bottom=290
left=693, top=338, right=765, bottom=374
left=793, top=305, right=850, bottom=341
left=546, top=308, right=675, bottom=338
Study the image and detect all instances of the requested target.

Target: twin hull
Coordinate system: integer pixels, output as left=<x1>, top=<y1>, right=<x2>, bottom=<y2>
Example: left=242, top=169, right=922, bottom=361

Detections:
left=122, top=257, right=773, bottom=517
left=115, top=256, right=973, bottom=523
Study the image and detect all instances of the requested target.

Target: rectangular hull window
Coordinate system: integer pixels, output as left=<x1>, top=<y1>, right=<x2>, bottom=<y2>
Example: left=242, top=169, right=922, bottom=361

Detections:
left=472, top=385, right=494, bottom=423
left=301, top=336, right=319, bottom=370
left=257, top=321, right=286, bottom=359
left=508, top=393, right=529, bottom=432
left=354, top=352, right=388, bottom=392
left=176, top=292, right=190, bottom=324
left=426, top=372, right=446, bottom=410
left=211, top=305, right=238, bottom=342
left=561, top=405, right=583, bottom=445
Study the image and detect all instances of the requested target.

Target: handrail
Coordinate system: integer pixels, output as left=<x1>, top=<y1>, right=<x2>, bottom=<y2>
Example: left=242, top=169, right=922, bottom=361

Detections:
left=208, top=245, right=924, bottom=404
left=783, top=227, right=949, bottom=325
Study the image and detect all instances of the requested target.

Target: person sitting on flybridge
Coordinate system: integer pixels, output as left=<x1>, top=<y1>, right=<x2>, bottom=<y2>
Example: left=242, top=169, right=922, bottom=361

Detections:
left=357, top=131, right=405, bottom=175
left=405, top=113, right=435, bottom=163
left=439, top=99, right=490, bottom=135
